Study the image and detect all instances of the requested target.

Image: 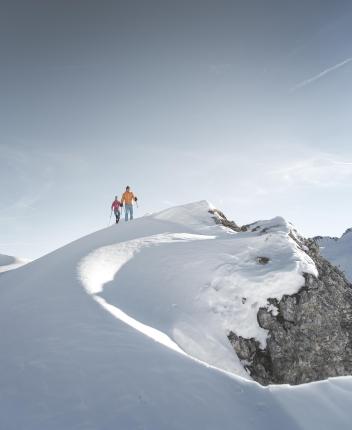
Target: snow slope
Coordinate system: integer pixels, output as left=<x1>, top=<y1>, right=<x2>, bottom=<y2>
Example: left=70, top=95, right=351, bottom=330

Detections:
left=315, top=229, right=352, bottom=281
left=0, top=201, right=351, bottom=430
left=0, top=253, right=28, bottom=273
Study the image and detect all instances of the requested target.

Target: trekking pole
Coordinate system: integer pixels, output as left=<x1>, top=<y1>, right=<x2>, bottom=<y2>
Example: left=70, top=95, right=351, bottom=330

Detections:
left=108, top=210, right=112, bottom=226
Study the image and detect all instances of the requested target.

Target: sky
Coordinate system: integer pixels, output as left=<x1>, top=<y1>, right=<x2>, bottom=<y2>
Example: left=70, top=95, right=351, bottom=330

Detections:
left=1, top=0, right=352, bottom=259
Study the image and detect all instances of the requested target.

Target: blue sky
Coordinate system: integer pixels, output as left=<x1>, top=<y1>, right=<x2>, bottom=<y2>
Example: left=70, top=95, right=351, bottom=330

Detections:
left=1, top=0, right=352, bottom=259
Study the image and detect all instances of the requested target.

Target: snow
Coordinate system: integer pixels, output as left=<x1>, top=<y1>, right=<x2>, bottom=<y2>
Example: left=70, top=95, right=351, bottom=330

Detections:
left=154, top=200, right=216, bottom=228
left=0, top=200, right=351, bottom=429
left=78, top=205, right=317, bottom=373
left=78, top=232, right=214, bottom=295
left=0, top=253, right=29, bottom=273
left=315, top=229, right=352, bottom=281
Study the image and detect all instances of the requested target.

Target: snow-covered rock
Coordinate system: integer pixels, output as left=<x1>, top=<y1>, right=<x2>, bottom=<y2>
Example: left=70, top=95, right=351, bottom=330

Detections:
left=314, top=229, right=352, bottom=281
left=1, top=201, right=352, bottom=429
left=229, top=236, right=352, bottom=385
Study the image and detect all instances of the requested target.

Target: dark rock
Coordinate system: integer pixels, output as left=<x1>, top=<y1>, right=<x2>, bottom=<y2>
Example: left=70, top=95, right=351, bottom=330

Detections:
left=256, top=256, right=270, bottom=265
left=228, top=234, right=352, bottom=385
left=228, top=332, right=273, bottom=383
left=208, top=209, right=241, bottom=232
left=257, top=308, right=276, bottom=330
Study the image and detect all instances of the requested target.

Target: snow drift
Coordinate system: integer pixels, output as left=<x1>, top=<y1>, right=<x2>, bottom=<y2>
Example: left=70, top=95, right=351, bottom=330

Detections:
left=0, top=201, right=351, bottom=430
left=0, top=253, right=28, bottom=273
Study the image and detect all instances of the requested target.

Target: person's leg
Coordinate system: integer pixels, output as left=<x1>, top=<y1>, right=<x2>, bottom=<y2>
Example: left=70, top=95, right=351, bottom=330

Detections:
left=115, top=210, right=120, bottom=224
left=130, top=205, right=133, bottom=220
left=127, top=204, right=132, bottom=221
left=125, top=206, right=128, bottom=221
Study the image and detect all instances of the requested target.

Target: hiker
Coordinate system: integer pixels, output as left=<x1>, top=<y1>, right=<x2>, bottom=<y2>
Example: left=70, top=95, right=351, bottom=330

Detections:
left=111, top=196, right=122, bottom=224
left=121, top=186, right=138, bottom=222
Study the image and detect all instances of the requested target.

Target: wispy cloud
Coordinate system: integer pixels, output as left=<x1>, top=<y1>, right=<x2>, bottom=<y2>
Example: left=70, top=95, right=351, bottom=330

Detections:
left=290, top=57, right=352, bottom=92
left=332, top=161, right=352, bottom=165
left=271, top=154, right=352, bottom=187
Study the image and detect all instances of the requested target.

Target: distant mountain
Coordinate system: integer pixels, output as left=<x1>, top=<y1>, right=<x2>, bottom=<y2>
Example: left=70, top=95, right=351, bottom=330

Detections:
left=314, top=228, right=352, bottom=281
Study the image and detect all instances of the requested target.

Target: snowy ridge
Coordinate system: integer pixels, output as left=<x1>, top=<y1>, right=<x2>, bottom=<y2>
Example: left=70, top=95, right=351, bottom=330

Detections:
left=78, top=203, right=317, bottom=374
left=0, top=253, right=29, bottom=273
left=0, top=201, right=351, bottom=429
left=154, top=200, right=216, bottom=227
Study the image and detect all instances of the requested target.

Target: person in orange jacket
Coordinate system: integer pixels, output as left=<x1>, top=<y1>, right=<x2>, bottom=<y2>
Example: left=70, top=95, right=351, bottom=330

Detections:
left=121, top=186, right=138, bottom=221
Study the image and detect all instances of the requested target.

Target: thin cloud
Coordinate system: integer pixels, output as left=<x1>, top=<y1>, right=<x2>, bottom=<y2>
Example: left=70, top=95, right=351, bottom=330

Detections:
left=271, top=156, right=352, bottom=188
left=290, top=57, right=352, bottom=92
left=332, top=161, right=352, bottom=165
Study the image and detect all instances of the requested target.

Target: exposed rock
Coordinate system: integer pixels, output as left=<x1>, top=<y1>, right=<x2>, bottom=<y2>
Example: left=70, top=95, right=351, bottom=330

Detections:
left=256, top=256, right=270, bottom=265
left=228, top=235, right=352, bottom=385
left=208, top=209, right=241, bottom=232
left=209, top=209, right=352, bottom=385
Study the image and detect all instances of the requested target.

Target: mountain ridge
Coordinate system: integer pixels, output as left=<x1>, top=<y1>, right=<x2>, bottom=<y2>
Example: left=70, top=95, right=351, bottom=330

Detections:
left=1, top=201, right=352, bottom=429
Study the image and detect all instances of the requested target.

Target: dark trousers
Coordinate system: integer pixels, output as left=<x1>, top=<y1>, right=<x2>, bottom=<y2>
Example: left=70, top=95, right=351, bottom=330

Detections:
left=114, top=209, right=120, bottom=224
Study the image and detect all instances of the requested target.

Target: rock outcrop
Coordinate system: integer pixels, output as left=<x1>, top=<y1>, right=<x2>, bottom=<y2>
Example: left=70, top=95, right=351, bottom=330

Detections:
left=212, top=211, right=352, bottom=385
left=228, top=230, right=352, bottom=385
left=208, top=209, right=242, bottom=232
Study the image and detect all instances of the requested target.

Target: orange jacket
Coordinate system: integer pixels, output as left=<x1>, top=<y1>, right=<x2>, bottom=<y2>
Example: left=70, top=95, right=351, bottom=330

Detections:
left=121, top=191, right=135, bottom=205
